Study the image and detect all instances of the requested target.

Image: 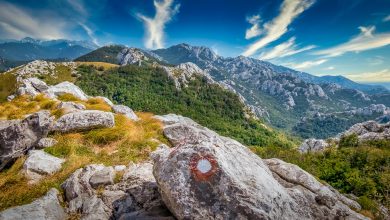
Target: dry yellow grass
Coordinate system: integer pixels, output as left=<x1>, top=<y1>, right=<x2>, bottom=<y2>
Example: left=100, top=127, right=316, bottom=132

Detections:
left=76, top=62, right=119, bottom=70
left=0, top=98, right=167, bottom=210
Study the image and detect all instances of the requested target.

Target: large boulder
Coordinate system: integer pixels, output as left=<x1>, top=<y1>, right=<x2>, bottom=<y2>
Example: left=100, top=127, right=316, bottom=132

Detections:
left=61, top=163, right=173, bottom=220
left=0, top=111, right=54, bottom=171
left=52, top=110, right=115, bottom=133
left=112, top=105, right=139, bottom=121
left=44, top=81, right=89, bottom=101
left=0, top=188, right=67, bottom=220
left=23, top=150, right=65, bottom=183
left=299, top=138, right=330, bottom=153
left=16, top=78, right=49, bottom=97
left=152, top=114, right=367, bottom=220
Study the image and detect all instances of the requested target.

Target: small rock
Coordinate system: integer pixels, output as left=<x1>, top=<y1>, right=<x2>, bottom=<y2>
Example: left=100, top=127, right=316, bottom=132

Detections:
left=0, top=188, right=67, bottom=220
left=37, top=138, right=58, bottom=149
left=112, top=105, right=139, bottom=121
left=114, top=165, right=126, bottom=172
left=52, top=110, right=115, bottom=133
left=89, top=166, right=115, bottom=189
left=95, top=96, right=114, bottom=107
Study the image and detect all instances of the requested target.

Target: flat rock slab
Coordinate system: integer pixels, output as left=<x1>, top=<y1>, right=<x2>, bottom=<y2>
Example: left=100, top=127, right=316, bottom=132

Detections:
left=52, top=110, right=115, bottom=133
left=89, top=166, right=115, bottom=189
left=44, top=81, right=89, bottom=101
left=23, top=150, right=65, bottom=183
left=0, top=188, right=67, bottom=220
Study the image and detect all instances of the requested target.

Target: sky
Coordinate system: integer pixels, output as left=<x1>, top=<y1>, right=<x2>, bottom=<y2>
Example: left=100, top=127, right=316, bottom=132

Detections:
left=0, top=0, right=390, bottom=83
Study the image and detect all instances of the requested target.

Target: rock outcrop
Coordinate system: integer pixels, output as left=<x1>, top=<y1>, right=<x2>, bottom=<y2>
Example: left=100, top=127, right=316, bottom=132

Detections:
left=151, top=114, right=367, bottom=220
left=299, top=138, right=330, bottom=153
left=45, top=81, right=89, bottom=101
left=112, top=105, right=139, bottom=121
left=52, top=110, right=115, bottom=133
left=340, top=120, right=390, bottom=141
left=0, top=188, right=67, bottom=220
left=0, top=111, right=54, bottom=171
left=61, top=163, right=173, bottom=219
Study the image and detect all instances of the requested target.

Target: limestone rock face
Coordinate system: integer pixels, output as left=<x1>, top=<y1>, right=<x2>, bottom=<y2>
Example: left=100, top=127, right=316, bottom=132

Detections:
left=23, top=150, right=65, bottom=183
left=16, top=78, right=49, bottom=97
left=52, top=110, right=114, bottom=133
left=299, top=138, right=330, bottom=153
left=0, top=188, right=67, bottom=220
left=0, top=111, right=54, bottom=171
left=89, top=166, right=115, bottom=189
left=44, top=81, right=89, bottom=101
left=152, top=114, right=368, bottom=220
left=340, top=120, right=390, bottom=141
left=112, top=105, right=139, bottom=121
left=61, top=163, right=173, bottom=220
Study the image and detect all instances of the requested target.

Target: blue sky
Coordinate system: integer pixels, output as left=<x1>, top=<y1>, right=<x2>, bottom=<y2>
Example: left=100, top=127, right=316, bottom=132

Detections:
left=0, top=0, right=390, bottom=83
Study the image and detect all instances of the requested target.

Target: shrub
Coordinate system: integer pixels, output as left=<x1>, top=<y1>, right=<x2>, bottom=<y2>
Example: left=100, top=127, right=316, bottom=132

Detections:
left=339, top=134, right=359, bottom=148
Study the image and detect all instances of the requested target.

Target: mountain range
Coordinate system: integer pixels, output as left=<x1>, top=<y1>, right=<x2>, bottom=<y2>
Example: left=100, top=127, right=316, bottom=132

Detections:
left=0, top=37, right=97, bottom=71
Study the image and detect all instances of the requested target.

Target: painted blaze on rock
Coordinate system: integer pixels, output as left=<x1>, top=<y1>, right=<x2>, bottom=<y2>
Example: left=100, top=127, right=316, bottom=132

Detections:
left=189, top=154, right=219, bottom=181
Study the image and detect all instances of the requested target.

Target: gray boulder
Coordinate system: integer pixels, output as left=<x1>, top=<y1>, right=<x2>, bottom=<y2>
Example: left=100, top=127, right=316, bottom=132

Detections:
left=112, top=105, right=139, bottom=121
left=23, top=150, right=65, bottom=183
left=16, top=78, right=48, bottom=97
left=0, top=111, right=54, bottom=171
left=152, top=114, right=367, bottom=220
left=299, top=138, right=330, bottom=153
left=44, top=81, right=89, bottom=101
left=56, top=101, right=86, bottom=115
left=0, top=188, right=67, bottom=220
left=52, top=110, right=115, bottom=133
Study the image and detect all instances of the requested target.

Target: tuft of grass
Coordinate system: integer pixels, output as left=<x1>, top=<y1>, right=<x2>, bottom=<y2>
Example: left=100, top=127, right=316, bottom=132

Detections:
left=57, top=93, right=79, bottom=102
left=0, top=72, right=18, bottom=103
left=84, top=97, right=112, bottom=112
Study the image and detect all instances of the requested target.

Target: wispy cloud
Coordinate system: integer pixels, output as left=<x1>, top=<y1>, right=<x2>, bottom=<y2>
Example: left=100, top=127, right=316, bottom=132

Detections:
left=79, top=23, right=99, bottom=46
left=242, top=0, right=315, bottom=56
left=344, top=69, right=390, bottom=82
left=245, top=15, right=262, bottom=39
left=0, top=2, right=68, bottom=39
left=67, top=0, right=88, bottom=16
left=137, top=0, right=180, bottom=49
left=258, top=37, right=315, bottom=60
left=314, top=26, right=390, bottom=57
left=384, top=15, right=390, bottom=22
left=284, top=59, right=327, bottom=70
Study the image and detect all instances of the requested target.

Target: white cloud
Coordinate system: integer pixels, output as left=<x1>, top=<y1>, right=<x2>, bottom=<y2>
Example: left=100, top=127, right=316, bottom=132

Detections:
left=0, top=2, right=68, bottom=39
left=245, top=15, right=262, bottom=39
left=326, top=66, right=335, bottom=70
left=67, top=0, right=88, bottom=16
left=344, top=69, right=390, bottom=82
left=314, top=26, right=390, bottom=57
left=258, top=37, right=315, bottom=60
left=137, top=0, right=180, bottom=49
left=284, top=59, right=327, bottom=70
left=79, top=23, right=99, bottom=46
left=383, top=15, right=390, bottom=22
left=242, top=0, right=315, bottom=56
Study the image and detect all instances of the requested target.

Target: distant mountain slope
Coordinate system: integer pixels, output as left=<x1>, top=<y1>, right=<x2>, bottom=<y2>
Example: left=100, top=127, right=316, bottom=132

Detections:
left=0, top=37, right=97, bottom=70
left=75, top=44, right=390, bottom=138
left=74, top=45, right=125, bottom=64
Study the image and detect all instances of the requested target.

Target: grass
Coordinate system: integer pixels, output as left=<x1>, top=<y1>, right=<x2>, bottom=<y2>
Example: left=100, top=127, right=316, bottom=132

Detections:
left=76, top=62, right=119, bottom=71
left=0, top=109, right=166, bottom=211
left=0, top=72, right=18, bottom=102
left=38, top=64, right=77, bottom=85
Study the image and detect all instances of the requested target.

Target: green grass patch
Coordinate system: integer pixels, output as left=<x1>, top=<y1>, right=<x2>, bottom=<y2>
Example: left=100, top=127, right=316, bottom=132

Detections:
left=0, top=72, right=17, bottom=102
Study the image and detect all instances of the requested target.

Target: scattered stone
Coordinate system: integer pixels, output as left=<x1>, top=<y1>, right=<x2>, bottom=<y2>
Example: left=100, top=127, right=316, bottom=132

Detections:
left=114, top=165, right=126, bottom=172
left=0, top=188, right=67, bottom=220
left=23, top=150, right=65, bottom=183
left=52, top=110, right=115, bottom=133
left=0, top=111, right=54, bottom=171
left=299, top=138, right=330, bottom=153
left=56, top=101, right=86, bottom=115
left=36, top=138, right=58, bottom=149
left=152, top=114, right=367, bottom=220
left=112, top=105, right=139, bottom=121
